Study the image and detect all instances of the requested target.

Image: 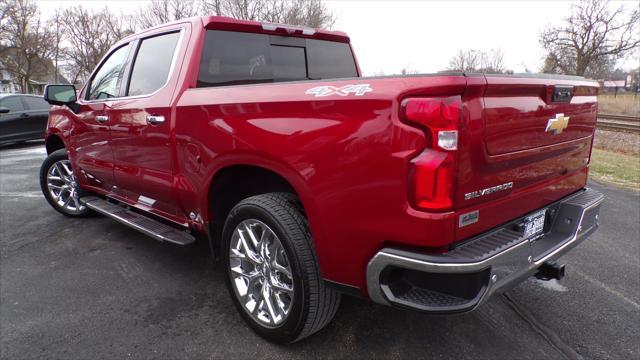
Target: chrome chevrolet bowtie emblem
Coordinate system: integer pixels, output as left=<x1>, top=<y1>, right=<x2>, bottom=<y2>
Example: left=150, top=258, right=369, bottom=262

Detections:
left=545, top=113, right=570, bottom=135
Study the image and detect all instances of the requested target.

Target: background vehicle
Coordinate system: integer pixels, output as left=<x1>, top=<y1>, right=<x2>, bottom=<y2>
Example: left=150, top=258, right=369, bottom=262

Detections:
left=39, top=16, right=603, bottom=343
left=0, top=93, right=51, bottom=146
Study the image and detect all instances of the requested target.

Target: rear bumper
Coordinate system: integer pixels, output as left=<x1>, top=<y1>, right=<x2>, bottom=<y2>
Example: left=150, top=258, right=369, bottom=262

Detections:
left=366, top=187, right=604, bottom=313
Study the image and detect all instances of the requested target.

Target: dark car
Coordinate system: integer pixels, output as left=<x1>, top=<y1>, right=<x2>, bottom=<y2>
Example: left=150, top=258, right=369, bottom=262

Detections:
left=0, top=93, right=51, bottom=146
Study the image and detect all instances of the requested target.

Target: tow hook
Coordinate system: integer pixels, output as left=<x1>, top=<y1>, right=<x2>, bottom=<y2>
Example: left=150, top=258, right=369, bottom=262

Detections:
left=535, top=262, right=566, bottom=281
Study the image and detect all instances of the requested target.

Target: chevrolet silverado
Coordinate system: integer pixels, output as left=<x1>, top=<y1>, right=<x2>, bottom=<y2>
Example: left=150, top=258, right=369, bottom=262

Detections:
left=40, top=16, right=604, bottom=343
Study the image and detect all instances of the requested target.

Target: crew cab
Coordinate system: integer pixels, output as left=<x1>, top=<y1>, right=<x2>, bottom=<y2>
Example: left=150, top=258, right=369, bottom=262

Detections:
left=40, top=16, right=603, bottom=343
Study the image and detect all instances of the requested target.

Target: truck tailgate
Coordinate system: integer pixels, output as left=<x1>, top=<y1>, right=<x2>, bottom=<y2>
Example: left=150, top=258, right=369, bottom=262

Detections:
left=454, top=75, right=599, bottom=241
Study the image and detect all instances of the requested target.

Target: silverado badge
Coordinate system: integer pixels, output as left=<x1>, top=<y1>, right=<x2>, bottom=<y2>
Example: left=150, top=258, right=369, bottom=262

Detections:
left=545, top=113, right=570, bottom=135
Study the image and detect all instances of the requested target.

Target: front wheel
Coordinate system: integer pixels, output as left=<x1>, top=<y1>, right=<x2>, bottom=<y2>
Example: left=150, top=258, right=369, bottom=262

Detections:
left=39, top=148, right=91, bottom=217
left=222, top=193, right=340, bottom=343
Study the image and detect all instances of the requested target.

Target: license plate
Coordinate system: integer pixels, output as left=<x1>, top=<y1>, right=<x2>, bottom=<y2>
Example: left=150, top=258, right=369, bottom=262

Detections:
left=523, top=209, right=547, bottom=239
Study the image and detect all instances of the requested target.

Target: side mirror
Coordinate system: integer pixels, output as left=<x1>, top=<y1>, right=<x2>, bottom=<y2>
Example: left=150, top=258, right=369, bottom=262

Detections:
left=0, top=107, right=9, bottom=114
left=44, top=84, right=77, bottom=106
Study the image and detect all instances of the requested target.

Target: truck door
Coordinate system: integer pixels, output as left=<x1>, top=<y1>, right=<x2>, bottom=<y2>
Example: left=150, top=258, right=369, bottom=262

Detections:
left=107, top=30, right=184, bottom=220
left=72, top=43, right=132, bottom=193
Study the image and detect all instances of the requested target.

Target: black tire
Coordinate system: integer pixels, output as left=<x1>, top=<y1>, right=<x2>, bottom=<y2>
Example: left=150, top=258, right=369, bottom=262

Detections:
left=39, top=148, right=92, bottom=217
left=222, top=192, right=340, bottom=343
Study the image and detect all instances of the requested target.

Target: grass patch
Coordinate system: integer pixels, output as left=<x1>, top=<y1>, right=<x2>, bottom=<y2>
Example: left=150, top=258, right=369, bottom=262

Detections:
left=590, top=148, right=640, bottom=190
left=598, top=93, right=640, bottom=116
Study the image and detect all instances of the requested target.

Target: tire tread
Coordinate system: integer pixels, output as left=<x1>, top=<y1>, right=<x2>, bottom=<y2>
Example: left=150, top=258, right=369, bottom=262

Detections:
left=232, top=192, right=340, bottom=342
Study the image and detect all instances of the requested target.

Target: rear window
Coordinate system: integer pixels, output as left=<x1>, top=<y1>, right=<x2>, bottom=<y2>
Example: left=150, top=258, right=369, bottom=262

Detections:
left=197, top=30, right=357, bottom=87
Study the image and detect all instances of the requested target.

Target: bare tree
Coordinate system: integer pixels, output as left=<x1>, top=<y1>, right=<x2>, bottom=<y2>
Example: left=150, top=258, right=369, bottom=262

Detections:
left=448, top=49, right=481, bottom=72
left=217, top=0, right=266, bottom=21
left=132, top=0, right=202, bottom=30
left=449, top=48, right=507, bottom=74
left=540, top=0, right=639, bottom=77
left=200, top=0, right=335, bottom=28
left=0, top=0, right=11, bottom=40
left=1, top=0, right=55, bottom=92
left=56, top=6, right=134, bottom=84
left=267, top=0, right=335, bottom=28
left=132, top=0, right=335, bottom=31
left=478, top=49, right=505, bottom=74
left=49, top=10, right=62, bottom=83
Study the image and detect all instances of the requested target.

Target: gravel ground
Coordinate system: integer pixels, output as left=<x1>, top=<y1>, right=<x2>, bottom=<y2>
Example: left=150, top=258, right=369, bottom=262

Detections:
left=594, top=129, right=640, bottom=155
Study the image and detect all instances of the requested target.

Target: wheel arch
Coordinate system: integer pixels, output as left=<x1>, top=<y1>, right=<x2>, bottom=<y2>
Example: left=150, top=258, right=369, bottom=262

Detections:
left=45, top=134, right=66, bottom=154
left=203, top=156, right=322, bottom=260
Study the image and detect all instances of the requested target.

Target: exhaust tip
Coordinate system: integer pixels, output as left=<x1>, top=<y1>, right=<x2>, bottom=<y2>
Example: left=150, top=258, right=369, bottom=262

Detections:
left=535, top=262, right=566, bottom=281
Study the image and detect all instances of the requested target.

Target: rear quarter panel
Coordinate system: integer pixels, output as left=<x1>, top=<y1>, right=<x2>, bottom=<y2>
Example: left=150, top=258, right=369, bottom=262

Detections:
left=175, top=75, right=467, bottom=288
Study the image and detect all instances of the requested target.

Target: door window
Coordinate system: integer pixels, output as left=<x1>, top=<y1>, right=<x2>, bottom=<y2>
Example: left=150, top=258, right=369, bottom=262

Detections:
left=87, top=44, right=131, bottom=100
left=23, top=96, right=51, bottom=110
left=0, top=97, right=25, bottom=112
left=127, top=32, right=180, bottom=96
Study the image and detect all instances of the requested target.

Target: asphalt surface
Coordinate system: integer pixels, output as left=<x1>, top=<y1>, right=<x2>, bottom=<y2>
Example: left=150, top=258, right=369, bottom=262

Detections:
left=1, top=142, right=639, bottom=359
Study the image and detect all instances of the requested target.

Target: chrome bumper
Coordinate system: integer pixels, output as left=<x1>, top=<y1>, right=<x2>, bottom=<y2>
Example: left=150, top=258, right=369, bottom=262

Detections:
left=366, top=188, right=604, bottom=313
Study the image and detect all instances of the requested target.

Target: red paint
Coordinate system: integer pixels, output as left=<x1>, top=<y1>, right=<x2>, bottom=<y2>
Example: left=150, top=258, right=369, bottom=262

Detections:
left=45, top=16, right=599, bottom=296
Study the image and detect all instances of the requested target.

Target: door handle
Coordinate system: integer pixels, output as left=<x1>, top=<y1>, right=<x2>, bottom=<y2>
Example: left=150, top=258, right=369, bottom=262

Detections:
left=20, top=113, right=29, bottom=118
left=96, top=115, right=109, bottom=124
left=146, top=115, right=165, bottom=125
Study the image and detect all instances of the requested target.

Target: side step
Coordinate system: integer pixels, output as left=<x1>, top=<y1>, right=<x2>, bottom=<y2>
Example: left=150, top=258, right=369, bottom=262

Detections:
left=81, top=196, right=196, bottom=246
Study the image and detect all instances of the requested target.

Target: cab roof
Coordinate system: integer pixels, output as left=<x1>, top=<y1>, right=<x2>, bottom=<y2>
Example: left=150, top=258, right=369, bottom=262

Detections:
left=201, top=16, right=350, bottom=43
left=121, top=15, right=350, bottom=44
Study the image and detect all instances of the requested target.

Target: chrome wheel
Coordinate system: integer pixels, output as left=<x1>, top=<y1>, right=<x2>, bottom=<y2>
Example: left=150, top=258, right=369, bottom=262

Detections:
left=46, top=159, right=85, bottom=213
left=229, top=219, right=294, bottom=327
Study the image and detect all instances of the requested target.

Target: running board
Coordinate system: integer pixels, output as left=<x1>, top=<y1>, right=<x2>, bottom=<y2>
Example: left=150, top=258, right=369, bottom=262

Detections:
left=80, top=196, right=196, bottom=246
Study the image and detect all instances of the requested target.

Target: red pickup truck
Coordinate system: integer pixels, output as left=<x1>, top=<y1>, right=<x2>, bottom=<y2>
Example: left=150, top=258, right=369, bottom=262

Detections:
left=40, top=16, right=604, bottom=343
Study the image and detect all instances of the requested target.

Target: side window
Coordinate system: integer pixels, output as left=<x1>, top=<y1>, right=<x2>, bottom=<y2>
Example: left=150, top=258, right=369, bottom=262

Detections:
left=127, top=32, right=180, bottom=96
left=23, top=97, right=51, bottom=111
left=87, top=44, right=130, bottom=100
left=0, top=97, right=25, bottom=112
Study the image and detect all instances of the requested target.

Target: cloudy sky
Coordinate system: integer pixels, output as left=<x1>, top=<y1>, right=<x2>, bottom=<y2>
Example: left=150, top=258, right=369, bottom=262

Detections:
left=36, top=0, right=638, bottom=75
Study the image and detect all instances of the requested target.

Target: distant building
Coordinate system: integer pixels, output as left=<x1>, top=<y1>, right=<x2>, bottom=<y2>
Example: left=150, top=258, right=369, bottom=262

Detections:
left=0, top=66, right=20, bottom=93
left=602, top=80, right=626, bottom=90
left=600, top=70, right=639, bottom=93
left=0, top=51, right=69, bottom=95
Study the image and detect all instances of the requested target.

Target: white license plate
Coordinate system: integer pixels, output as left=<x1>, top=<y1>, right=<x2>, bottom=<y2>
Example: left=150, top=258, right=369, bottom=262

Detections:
left=524, top=209, right=547, bottom=239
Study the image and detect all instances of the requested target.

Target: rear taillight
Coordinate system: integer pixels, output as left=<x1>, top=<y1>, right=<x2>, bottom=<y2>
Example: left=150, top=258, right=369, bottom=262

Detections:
left=402, top=96, right=461, bottom=211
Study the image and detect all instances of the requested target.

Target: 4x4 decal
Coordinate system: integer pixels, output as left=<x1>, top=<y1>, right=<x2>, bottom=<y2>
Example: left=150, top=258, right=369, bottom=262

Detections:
left=305, top=84, right=372, bottom=97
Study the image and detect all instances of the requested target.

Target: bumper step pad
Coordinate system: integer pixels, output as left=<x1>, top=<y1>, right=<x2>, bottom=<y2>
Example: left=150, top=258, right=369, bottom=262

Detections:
left=367, top=188, right=604, bottom=313
left=80, top=196, right=195, bottom=246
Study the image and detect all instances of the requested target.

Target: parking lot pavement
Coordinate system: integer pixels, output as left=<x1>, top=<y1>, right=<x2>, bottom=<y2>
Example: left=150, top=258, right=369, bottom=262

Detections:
left=1, top=142, right=638, bottom=359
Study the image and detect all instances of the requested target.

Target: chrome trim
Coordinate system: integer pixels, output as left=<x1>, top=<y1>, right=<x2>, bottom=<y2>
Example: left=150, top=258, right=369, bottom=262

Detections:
left=146, top=115, right=165, bottom=125
left=95, top=115, right=109, bottom=123
left=81, top=196, right=194, bottom=245
left=366, top=188, right=604, bottom=309
left=534, top=195, right=603, bottom=265
left=104, top=193, right=189, bottom=227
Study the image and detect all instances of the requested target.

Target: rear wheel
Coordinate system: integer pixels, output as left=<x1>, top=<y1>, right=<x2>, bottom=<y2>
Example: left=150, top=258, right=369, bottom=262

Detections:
left=222, top=192, right=340, bottom=343
left=39, top=148, right=91, bottom=217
